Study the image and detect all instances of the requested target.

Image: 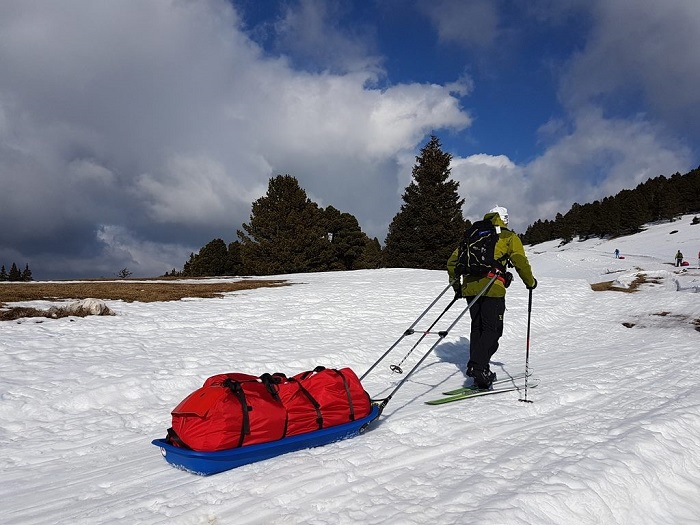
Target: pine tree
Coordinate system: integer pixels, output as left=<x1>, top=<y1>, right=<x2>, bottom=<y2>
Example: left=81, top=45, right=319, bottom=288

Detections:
left=21, top=264, right=33, bottom=281
left=384, top=136, right=466, bottom=269
left=237, top=175, right=335, bottom=275
left=355, top=237, right=383, bottom=269
left=0, top=265, right=7, bottom=281
left=322, top=206, right=367, bottom=270
left=224, top=241, right=246, bottom=276
left=8, top=263, right=21, bottom=281
left=183, top=239, right=229, bottom=276
left=523, top=168, right=699, bottom=245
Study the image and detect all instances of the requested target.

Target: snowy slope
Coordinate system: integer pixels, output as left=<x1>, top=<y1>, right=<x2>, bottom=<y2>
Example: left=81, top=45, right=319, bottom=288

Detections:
left=1, top=215, right=699, bottom=525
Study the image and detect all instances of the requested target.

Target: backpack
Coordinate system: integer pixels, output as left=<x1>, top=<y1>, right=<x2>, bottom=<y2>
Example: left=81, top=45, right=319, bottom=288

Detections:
left=455, top=219, right=506, bottom=277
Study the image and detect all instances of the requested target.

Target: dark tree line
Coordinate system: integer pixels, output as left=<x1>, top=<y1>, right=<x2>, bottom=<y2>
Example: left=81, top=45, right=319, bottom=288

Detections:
left=176, top=137, right=700, bottom=278
left=1, top=263, right=33, bottom=281
left=177, top=135, right=464, bottom=277
left=521, top=169, right=700, bottom=245
left=176, top=175, right=384, bottom=277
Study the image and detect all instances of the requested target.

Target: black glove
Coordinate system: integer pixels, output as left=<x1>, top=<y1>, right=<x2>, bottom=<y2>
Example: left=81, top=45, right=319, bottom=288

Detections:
left=453, top=287, right=463, bottom=299
left=527, top=278, right=538, bottom=290
left=504, top=272, right=513, bottom=288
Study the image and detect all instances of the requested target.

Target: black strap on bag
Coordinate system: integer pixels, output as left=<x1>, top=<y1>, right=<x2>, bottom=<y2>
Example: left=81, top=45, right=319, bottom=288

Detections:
left=259, top=373, right=288, bottom=437
left=222, top=378, right=250, bottom=448
left=165, top=427, right=192, bottom=449
left=330, top=369, right=355, bottom=421
left=298, top=365, right=327, bottom=380
left=259, top=372, right=282, bottom=401
left=271, top=372, right=322, bottom=430
left=288, top=377, right=324, bottom=430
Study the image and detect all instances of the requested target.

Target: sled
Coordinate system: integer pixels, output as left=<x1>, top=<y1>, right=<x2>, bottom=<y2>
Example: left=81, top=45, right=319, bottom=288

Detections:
left=152, top=404, right=381, bottom=475
left=681, top=260, right=689, bottom=266
left=618, top=256, right=625, bottom=259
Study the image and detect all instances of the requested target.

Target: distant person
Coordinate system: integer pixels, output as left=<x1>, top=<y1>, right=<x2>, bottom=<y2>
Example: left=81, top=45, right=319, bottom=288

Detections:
left=675, top=250, right=683, bottom=267
left=447, top=206, right=537, bottom=390
left=614, top=249, right=620, bottom=259
left=697, top=251, right=700, bottom=269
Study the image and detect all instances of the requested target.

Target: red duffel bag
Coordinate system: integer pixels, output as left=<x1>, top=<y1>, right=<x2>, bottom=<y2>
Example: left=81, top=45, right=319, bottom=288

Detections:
left=167, top=373, right=287, bottom=452
left=288, top=366, right=371, bottom=429
left=273, top=373, right=324, bottom=436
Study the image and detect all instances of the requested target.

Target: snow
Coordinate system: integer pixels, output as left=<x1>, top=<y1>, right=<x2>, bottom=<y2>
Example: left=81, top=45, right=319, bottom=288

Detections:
left=1, top=215, right=699, bottom=525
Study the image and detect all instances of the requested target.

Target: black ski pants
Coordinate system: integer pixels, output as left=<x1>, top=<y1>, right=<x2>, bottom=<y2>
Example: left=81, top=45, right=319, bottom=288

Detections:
left=466, top=295, right=505, bottom=372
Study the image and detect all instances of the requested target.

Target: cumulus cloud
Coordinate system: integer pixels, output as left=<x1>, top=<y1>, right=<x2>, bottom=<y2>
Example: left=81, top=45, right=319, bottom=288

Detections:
left=1, top=0, right=697, bottom=278
left=560, top=0, right=700, bottom=135
left=0, top=0, right=471, bottom=278
left=451, top=108, right=692, bottom=234
left=447, top=0, right=699, bottom=232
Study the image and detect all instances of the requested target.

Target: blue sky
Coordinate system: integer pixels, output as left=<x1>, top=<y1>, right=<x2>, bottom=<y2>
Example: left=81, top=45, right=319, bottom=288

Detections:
left=238, top=0, right=581, bottom=163
left=1, top=0, right=699, bottom=279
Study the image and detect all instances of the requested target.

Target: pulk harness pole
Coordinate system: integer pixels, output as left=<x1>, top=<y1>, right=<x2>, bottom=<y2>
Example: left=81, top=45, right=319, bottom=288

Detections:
left=519, top=288, right=534, bottom=404
left=360, top=278, right=459, bottom=381
left=389, top=295, right=459, bottom=374
left=375, top=273, right=499, bottom=411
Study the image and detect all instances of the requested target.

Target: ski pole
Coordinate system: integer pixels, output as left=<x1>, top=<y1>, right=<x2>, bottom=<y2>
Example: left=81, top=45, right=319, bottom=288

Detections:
left=519, top=288, right=534, bottom=404
left=376, top=274, right=497, bottom=410
left=389, top=295, right=459, bottom=374
left=361, top=278, right=458, bottom=380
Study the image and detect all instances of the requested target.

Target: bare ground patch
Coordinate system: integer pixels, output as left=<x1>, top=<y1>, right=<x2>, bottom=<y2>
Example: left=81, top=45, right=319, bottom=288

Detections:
left=590, top=273, right=654, bottom=293
left=0, top=278, right=290, bottom=321
left=621, top=311, right=700, bottom=332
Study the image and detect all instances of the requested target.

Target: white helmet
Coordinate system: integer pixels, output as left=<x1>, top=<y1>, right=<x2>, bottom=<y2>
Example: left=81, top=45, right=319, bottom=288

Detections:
left=489, top=206, right=509, bottom=225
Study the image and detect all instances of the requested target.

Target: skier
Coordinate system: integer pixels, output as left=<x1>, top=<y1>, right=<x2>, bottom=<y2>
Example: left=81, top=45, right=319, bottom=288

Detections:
left=614, top=249, right=620, bottom=259
left=447, top=206, right=537, bottom=389
left=675, top=250, right=683, bottom=267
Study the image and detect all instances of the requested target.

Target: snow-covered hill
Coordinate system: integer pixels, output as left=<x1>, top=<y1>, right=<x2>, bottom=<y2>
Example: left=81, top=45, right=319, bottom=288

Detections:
left=1, top=215, right=699, bottom=525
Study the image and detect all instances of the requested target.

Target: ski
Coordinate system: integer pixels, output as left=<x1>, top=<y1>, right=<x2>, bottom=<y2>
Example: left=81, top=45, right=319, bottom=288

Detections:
left=442, top=371, right=532, bottom=396
left=425, top=379, right=539, bottom=405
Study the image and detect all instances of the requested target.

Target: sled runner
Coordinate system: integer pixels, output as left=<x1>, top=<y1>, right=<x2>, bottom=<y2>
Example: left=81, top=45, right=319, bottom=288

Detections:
left=152, top=404, right=381, bottom=475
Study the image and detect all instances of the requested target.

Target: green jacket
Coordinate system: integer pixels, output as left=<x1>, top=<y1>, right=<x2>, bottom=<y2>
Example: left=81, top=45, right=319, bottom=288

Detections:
left=447, top=212, right=536, bottom=298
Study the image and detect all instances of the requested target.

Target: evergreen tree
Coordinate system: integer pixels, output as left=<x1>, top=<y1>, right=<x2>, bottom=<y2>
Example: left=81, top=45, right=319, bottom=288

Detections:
left=224, top=241, right=246, bottom=275
left=551, top=213, right=573, bottom=244
left=522, top=169, right=699, bottom=245
left=354, top=237, right=383, bottom=269
left=0, top=265, right=7, bottom=281
left=237, top=175, right=335, bottom=275
left=617, top=189, right=647, bottom=235
left=183, top=238, right=229, bottom=277
left=21, top=264, right=33, bottom=282
left=8, top=263, right=21, bottom=281
left=384, top=136, right=466, bottom=269
left=322, top=206, right=367, bottom=270
left=181, top=240, right=246, bottom=277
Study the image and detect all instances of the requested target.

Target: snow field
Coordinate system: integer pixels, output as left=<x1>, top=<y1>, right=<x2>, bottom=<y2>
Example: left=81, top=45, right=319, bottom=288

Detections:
left=1, top=216, right=699, bottom=524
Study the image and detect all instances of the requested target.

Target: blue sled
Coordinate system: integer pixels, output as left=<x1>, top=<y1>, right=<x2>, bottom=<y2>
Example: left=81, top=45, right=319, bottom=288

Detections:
left=152, top=404, right=382, bottom=475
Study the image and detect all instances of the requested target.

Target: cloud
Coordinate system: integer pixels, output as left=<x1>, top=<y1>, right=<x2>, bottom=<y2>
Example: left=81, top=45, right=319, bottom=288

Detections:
left=1, top=0, right=697, bottom=278
left=446, top=0, right=699, bottom=232
left=451, top=108, right=693, bottom=233
left=450, top=153, right=527, bottom=228
left=559, top=0, right=700, bottom=143
left=418, top=0, right=500, bottom=49
left=271, top=0, right=383, bottom=74
left=0, top=0, right=471, bottom=278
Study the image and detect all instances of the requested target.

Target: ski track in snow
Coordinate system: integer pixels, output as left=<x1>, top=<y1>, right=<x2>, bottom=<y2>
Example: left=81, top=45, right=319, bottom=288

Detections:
left=1, top=217, right=699, bottom=524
